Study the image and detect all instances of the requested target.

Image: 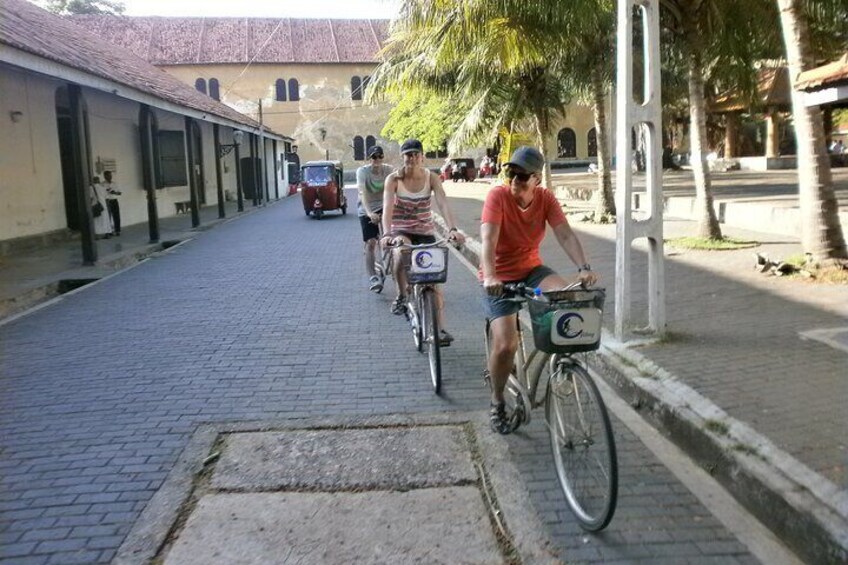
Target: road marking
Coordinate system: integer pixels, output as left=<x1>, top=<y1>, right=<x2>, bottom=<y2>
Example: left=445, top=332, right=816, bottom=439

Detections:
left=799, top=327, right=848, bottom=354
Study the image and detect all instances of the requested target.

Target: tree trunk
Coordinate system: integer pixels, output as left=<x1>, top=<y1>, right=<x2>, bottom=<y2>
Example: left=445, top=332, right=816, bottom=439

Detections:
left=591, top=68, right=615, bottom=217
left=777, top=0, right=847, bottom=262
left=725, top=113, right=738, bottom=159
left=766, top=110, right=780, bottom=158
left=533, top=111, right=553, bottom=190
left=685, top=23, right=722, bottom=239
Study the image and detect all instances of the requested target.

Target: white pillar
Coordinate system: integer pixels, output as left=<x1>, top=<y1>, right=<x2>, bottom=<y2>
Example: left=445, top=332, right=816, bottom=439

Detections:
left=615, top=0, right=666, bottom=340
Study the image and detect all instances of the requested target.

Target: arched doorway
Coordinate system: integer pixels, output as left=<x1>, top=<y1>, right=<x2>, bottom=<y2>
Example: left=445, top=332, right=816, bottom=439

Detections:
left=557, top=128, right=577, bottom=158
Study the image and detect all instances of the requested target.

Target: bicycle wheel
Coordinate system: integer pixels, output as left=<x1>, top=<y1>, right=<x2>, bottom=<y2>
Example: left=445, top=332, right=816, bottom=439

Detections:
left=407, top=292, right=423, bottom=352
left=422, top=288, right=441, bottom=394
left=545, top=362, right=617, bottom=531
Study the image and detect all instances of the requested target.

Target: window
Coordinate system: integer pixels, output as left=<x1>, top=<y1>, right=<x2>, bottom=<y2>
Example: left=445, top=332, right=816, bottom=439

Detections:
left=557, top=128, right=576, bottom=158
left=195, top=78, right=207, bottom=94
left=587, top=128, right=598, bottom=157
left=209, top=78, right=220, bottom=101
left=351, top=76, right=362, bottom=101
left=303, top=165, right=333, bottom=185
left=275, top=79, right=287, bottom=102
left=157, top=130, right=187, bottom=187
left=365, top=135, right=376, bottom=154
left=288, top=78, right=300, bottom=101
left=353, top=136, right=365, bottom=161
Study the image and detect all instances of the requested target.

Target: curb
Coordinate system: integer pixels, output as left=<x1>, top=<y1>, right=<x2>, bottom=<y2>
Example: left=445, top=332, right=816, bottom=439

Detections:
left=434, top=214, right=848, bottom=565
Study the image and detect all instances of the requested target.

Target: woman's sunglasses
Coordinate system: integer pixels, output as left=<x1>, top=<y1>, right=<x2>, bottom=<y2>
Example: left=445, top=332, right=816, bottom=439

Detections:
left=506, top=169, right=533, bottom=182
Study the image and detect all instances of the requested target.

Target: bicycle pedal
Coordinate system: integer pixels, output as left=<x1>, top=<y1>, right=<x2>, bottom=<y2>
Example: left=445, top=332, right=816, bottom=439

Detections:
left=482, top=369, right=491, bottom=386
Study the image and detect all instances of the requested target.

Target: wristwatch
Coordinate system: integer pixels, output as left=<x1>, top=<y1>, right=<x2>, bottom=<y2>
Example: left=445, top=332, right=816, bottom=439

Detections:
left=578, top=263, right=592, bottom=272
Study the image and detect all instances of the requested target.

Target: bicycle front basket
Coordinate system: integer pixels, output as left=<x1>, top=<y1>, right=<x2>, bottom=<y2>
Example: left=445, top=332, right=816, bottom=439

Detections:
left=408, top=246, right=449, bottom=284
left=528, top=289, right=605, bottom=354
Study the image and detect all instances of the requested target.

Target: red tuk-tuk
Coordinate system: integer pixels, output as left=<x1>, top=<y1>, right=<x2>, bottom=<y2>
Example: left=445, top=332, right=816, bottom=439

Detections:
left=300, top=160, right=347, bottom=219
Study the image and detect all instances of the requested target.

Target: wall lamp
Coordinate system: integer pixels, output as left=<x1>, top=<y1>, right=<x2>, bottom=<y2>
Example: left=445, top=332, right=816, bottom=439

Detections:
left=9, top=110, right=24, bottom=123
left=218, top=129, right=244, bottom=158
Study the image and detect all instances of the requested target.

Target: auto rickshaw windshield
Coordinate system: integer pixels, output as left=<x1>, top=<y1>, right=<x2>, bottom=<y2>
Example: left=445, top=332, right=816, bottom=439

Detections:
left=303, top=166, right=333, bottom=186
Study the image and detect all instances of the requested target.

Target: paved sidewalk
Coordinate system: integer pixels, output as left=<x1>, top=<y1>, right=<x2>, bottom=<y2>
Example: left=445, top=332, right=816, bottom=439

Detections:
left=440, top=176, right=848, bottom=563
left=0, top=200, right=264, bottom=320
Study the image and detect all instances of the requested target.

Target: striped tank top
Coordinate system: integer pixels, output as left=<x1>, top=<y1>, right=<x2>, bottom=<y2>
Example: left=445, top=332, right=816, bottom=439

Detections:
left=391, top=171, right=435, bottom=235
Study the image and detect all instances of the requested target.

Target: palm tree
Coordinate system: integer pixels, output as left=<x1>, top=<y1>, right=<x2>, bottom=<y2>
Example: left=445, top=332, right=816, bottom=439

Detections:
left=369, top=1, right=574, bottom=189
left=775, top=0, right=847, bottom=264
left=660, top=0, right=779, bottom=239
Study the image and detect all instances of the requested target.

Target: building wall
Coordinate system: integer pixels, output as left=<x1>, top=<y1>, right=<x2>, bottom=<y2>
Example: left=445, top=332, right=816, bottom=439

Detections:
left=0, top=67, right=66, bottom=240
left=162, top=63, right=611, bottom=174
left=0, top=63, right=275, bottom=244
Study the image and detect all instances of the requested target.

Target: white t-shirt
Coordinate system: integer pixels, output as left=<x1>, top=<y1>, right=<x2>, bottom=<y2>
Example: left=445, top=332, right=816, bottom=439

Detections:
left=356, top=164, right=393, bottom=216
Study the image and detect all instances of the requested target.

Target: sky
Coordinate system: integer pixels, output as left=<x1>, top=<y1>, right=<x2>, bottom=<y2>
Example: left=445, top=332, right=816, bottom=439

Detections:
left=117, top=0, right=399, bottom=18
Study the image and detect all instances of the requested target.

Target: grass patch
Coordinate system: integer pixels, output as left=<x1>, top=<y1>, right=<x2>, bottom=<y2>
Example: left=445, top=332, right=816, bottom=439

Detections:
left=731, top=443, right=759, bottom=457
left=666, top=237, right=759, bottom=251
left=704, top=419, right=730, bottom=436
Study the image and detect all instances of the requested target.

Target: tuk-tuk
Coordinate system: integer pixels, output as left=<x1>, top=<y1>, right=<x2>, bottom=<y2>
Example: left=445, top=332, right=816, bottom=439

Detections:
left=300, top=160, right=347, bottom=219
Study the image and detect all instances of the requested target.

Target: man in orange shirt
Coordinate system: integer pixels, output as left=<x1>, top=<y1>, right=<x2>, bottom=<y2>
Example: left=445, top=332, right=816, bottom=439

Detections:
left=480, top=146, right=598, bottom=434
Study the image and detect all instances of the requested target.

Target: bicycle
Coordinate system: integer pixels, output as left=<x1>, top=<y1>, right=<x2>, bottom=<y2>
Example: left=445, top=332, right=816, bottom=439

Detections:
left=372, top=221, right=392, bottom=293
left=483, top=281, right=618, bottom=531
left=390, top=238, right=451, bottom=395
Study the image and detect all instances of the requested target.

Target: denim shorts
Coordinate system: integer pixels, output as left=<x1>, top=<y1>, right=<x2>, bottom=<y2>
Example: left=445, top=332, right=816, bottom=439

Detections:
left=481, top=265, right=557, bottom=320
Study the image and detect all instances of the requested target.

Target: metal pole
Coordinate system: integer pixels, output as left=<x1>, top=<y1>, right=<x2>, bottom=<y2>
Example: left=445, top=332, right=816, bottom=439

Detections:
left=234, top=139, right=244, bottom=212
left=139, top=104, right=160, bottom=242
left=251, top=134, right=259, bottom=207
left=213, top=123, right=226, bottom=218
left=185, top=116, right=201, bottom=228
left=273, top=139, right=280, bottom=200
left=68, top=84, right=96, bottom=265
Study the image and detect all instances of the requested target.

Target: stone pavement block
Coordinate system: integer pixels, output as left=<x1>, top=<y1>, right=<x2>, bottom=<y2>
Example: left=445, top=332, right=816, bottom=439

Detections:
left=212, top=427, right=476, bottom=491
left=162, top=489, right=502, bottom=565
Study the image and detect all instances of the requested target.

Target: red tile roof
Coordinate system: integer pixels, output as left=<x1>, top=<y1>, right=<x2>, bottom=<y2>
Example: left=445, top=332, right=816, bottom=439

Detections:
left=795, top=53, right=848, bottom=91
left=1, top=0, right=280, bottom=134
left=710, top=66, right=792, bottom=113
left=69, top=16, right=389, bottom=65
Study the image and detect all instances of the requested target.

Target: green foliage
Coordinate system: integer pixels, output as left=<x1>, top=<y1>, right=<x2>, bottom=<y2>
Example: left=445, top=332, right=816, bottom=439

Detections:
left=43, top=0, right=125, bottom=14
left=380, top=90, right=470, bottom=152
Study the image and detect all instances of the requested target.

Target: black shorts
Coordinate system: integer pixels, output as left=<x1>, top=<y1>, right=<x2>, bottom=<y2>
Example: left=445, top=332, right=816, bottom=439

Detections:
left=359, top=215, right=380, bottom=242
left=481, top=264, right=557, bottom=320
left=397, top=232, right=436, bottom=245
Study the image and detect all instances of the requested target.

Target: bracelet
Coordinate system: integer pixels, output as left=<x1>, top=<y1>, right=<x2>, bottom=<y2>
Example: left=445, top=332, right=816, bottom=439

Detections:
left=578, top=263, right=591, bottom=272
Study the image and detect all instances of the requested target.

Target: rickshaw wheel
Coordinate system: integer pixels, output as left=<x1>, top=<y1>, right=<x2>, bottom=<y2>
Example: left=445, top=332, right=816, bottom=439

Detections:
left=305, top=210, right=310, bottom=216
left=341, top=204, right=347, bottom=215
left=314, top=209, right=323, bottom=220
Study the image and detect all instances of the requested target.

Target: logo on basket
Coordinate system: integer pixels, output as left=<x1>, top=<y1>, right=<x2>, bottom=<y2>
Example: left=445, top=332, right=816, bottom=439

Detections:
left=415, top=251, right=434, bottom=269
left=555, top=312, right=584, bottom=339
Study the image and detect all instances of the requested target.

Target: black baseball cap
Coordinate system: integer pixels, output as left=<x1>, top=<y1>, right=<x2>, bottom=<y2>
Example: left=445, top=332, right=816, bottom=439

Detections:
left=505, top=146, right=544, bottom=174
left=400, top=139, right=424, bottom=154
left=367, top=145, right=384, bottom=158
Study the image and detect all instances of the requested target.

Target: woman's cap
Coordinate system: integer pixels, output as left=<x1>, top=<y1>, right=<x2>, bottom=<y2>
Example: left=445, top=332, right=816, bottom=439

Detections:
left=505, top=146, right=544, bottom=173
left=400, top=139, right=424, bottom=154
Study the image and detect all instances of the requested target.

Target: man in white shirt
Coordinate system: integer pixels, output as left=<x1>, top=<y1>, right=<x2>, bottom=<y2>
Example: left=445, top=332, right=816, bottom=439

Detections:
left=102, top=170, right=122, bottom=236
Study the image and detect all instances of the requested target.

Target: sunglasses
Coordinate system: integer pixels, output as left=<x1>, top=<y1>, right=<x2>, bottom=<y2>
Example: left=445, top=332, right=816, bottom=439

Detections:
left=403, top=151, right=421, bottom=157
left=506, top=169, right=533, bottom=182
left=370, top=154, right=384, bottom=159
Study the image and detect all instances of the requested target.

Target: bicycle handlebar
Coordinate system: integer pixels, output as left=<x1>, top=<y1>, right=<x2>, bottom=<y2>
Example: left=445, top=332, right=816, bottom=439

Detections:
left=501, top=280, right=591, bottom=301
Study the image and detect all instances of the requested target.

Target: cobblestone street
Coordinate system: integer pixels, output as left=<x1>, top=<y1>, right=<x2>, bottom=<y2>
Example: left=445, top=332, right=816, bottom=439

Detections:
left=1, top=191, right=792, bottom=563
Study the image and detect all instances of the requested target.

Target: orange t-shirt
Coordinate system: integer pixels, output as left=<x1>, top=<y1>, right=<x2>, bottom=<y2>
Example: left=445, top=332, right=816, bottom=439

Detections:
left=479, top=184, right=567, bottom=281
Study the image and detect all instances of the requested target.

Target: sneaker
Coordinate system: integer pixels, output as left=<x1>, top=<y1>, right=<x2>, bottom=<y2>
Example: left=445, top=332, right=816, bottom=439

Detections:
left=490, top=402, right=512, bottom=435
left=391, top=295, right=407, bottom=315
left=369, top=275, right=383, bottom=293
left=438, top=329, right=454, bottom=346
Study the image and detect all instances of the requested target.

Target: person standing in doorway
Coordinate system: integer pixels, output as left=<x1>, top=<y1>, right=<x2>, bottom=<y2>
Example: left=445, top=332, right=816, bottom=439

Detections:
left=102, top=170, right=122, bottom=236
left=357, top=145, right=394, bottom=292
